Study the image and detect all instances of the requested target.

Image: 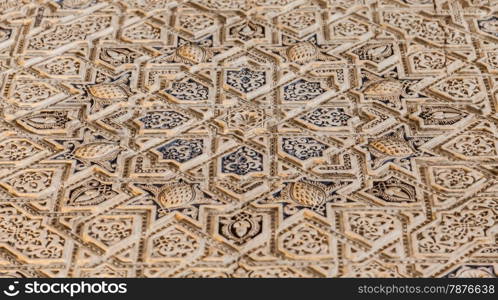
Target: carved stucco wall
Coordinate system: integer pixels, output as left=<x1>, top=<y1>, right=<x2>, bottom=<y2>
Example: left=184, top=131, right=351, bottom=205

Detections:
left=0, top=0, right=497, bottom=278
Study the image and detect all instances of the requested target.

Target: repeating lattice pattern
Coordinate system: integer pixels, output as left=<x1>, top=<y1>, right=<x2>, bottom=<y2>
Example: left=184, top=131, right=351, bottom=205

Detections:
left=0, top=0, right=497, bottom=278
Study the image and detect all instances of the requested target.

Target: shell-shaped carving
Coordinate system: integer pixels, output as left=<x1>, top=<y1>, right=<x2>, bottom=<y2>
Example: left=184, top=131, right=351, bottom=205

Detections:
left=176, top=44, right=206, bottom=63
left=365, top=44, right=393, bottom=60
left=158, top=183, right=195, bottom=208
left=0, top=29, right=10, bottom=42
left=364, top=79, right=403, bottom=97
left=425, top=107, right=464, bottom=125
left=290, top=181, right=326, bottom=207
left=23, top=111, right=69, bottom=130
left=287, top=42, right=318, bottom=64
left=88, top=84, right=128, bottom=100
left=27, top=116, right=59, bottom=126
left=369, top=137, right=413, bottom=157
left=73, top=189, right=100, bottom=203
left=383, top=186, right=413, bottom=202
left=453, top=269, right=495, bottom=278
left=62, top=0, right=94, bottom=9
left=431, top=111, right=461, bottom=120
left=74, top=142, right=120, bottom=160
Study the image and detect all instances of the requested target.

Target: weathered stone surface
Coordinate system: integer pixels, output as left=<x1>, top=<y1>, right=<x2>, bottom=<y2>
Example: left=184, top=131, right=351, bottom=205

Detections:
left=0, top=0, right=496, bottom=278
